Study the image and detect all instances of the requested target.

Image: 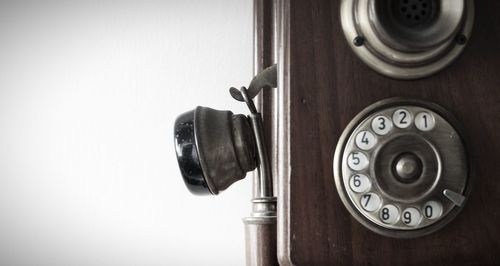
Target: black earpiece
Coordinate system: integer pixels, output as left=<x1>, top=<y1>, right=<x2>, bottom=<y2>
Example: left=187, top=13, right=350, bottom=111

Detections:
left=174, top=64, right=277, bottom=196
left=174, top=107, right=257, bottom=195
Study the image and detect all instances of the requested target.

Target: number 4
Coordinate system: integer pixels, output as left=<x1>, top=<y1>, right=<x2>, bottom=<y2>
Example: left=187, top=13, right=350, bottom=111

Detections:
left=361, top=132, right=369, bottom=144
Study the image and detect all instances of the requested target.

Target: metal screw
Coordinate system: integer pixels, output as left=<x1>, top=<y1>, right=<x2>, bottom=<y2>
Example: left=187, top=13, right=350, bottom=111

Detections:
left=456, top=34, right=467, bottom=45
left=353, top=36, right=365, bottom=47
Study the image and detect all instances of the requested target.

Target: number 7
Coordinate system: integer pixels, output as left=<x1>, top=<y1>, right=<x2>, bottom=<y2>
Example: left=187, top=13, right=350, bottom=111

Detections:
left=363, top=194, right=371, bottom=207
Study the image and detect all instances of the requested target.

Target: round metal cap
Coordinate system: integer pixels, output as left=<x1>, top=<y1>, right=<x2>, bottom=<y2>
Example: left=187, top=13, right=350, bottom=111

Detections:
left=393, top=153, right=423, bottom=182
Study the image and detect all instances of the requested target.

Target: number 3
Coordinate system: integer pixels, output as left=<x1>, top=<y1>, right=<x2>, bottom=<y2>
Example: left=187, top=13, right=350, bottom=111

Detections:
left=378, top=117, right=386, bottom=130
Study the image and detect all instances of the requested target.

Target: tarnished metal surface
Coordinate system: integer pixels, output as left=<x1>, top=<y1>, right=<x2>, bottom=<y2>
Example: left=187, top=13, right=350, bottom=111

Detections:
left=230, top=64, right=277, bottom=102
left=340, top=0, right=475, bottom=79
left=174, top=107, right=257, bottom=195
left=334, top=98, right=469, bottom=238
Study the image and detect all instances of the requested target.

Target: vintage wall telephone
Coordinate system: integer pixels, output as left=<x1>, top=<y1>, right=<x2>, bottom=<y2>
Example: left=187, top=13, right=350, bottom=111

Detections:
left=174, top=0, right=500, bottom=265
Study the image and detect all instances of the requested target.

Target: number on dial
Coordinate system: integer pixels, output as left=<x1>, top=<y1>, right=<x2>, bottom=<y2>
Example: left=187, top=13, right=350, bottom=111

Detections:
left=380, top=204, right=399, bottom=224
left=355, top=131, right=377, bottom=150
left=347, top=152, right=369, bottom=171
left=360, top=193, right=381, bottom=212
left=349, top=174, right=371, bottom=193
left=415, top=112, right=435, bottom=131
left=423, top=201, right=443, bottom=220
left=402, top=207, right=422, bottom=227
left=393, top=109, right=412, bottom=128
left=371, top=116, right=393, bottom=135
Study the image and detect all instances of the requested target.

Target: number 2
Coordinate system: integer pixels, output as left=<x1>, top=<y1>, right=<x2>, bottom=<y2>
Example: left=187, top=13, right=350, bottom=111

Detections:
left=399, top=111, right=408, bottom=124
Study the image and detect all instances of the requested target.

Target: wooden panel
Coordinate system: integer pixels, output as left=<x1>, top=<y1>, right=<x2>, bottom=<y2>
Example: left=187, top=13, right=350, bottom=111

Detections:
left=274, top=0, right=500, bottom=265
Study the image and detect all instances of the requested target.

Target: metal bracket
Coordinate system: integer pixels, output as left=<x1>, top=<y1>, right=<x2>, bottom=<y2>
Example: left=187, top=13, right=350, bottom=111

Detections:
left=233, top=67, right=278, bottom=266
left=236, top=87, right=273, bottom=198
left=229, top=64, right=278, bottom=102
left=229, top=64, right=278, bottom=199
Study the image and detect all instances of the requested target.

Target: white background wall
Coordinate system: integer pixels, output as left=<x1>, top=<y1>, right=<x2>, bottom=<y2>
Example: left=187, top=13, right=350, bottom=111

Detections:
left=0, top=1, right=253, bottom=265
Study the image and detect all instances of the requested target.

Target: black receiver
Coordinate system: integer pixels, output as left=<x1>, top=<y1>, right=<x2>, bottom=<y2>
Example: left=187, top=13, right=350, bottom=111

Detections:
left=174, top=106, right=257, bottom=195
left=173, top=65, right=277, bottom=196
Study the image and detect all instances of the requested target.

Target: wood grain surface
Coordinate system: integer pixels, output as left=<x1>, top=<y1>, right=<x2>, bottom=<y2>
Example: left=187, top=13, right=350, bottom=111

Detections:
left=272, top=0, right=500, bottom=265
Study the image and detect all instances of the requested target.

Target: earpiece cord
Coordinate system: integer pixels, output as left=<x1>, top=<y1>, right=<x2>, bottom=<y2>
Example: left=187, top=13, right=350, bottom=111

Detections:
left=238, top=86, right=273, bottom=198
left=239, top=87, right=258, bottom=114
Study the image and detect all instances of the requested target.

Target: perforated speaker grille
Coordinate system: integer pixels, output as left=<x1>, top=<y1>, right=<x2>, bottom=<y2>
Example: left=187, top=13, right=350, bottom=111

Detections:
left=392, top=0, right=437, bottom=28
left=341, top=0, right=474, bottom=79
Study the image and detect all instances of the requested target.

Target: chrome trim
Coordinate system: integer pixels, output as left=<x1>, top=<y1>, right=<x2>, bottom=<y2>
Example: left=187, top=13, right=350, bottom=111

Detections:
left=276, top=0, right=293, bottom=264
left=340, top=0, right=475, bottom=79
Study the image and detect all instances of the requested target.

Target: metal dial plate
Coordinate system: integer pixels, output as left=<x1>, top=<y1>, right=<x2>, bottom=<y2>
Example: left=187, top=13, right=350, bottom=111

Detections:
left=334, top=98, right=469, bottom=238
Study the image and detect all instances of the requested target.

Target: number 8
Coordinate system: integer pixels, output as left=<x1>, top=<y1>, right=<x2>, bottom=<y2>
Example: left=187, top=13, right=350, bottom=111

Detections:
left=382, top=207, right=390, bottom=220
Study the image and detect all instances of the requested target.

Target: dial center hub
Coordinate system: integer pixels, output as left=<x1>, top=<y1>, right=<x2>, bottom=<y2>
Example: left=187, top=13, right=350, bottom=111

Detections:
left=393, top=153, right=423, bottom=182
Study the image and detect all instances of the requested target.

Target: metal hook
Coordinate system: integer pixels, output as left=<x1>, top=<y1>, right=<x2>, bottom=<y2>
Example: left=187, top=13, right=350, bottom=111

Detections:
left=230, top=64, right=277, bottom=102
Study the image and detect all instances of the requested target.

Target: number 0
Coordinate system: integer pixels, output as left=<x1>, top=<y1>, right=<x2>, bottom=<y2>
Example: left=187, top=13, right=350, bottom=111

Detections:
left=425, top=206, right=433, bottom=218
